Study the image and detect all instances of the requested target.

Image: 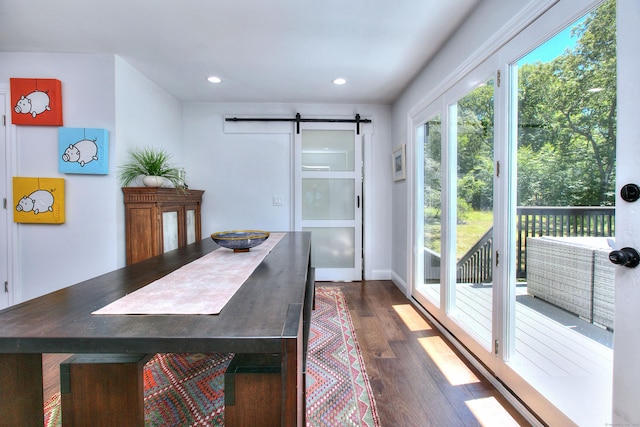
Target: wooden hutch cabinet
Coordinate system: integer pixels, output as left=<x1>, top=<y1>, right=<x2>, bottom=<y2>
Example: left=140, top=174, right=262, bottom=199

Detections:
left=123, top=187, right=204, bottom=265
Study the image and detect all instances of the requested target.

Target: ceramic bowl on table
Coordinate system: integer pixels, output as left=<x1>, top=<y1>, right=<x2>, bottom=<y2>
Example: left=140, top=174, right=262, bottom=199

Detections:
left=210, top=230, right=270, bottom=252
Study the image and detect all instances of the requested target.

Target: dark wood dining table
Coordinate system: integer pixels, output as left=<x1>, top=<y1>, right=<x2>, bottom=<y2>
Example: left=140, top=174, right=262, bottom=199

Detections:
left=0, top=231, right=313, bottom=427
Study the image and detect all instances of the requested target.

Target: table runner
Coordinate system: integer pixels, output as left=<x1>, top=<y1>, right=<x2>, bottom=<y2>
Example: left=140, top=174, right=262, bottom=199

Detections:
left=92, top=232, right=284, bottom=315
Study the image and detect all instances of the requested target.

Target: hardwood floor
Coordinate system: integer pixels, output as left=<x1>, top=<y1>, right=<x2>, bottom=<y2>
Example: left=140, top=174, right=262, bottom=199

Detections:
left=43, top=353, right=70, bottom=403
left=331, top=280, right=532, bottom=427
left=42, top=280, right=532, bottom=426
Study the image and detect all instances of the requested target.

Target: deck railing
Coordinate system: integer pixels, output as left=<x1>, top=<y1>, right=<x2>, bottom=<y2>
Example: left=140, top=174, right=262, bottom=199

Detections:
left=426, top=206, right=616, bottom=284
left=457, top=228, right=493, bottom=283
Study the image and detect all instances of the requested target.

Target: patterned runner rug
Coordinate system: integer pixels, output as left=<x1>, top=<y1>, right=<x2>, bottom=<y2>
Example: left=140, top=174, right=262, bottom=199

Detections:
left=44, top=286, right=380, bottom=427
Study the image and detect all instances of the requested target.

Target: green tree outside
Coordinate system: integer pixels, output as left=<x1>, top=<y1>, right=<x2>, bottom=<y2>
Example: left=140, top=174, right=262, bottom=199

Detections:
left=425, top=0, right=616, bottom=257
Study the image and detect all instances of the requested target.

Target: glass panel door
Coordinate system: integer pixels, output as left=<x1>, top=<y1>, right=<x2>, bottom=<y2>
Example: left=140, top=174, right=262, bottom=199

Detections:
left=450, top=78, right=495, bottom=350
left=415, top=114, right=443, bottom=308
left=295, top=126, right=363, bottom=281
left=411, top=1, right=612, bottom=424
left=507, top=2, right=615, bottom=424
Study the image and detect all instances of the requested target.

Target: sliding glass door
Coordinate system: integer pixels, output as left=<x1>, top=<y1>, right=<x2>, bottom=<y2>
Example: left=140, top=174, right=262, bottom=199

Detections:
left=413, top=60, right=499, bottom=369
left=411, top=1, right=614, bottom=424
left=415, top=113, right=442, bottom=309
left=450, top=77, right=495, bottom=351
left=504, top=2, right=616, bottom=423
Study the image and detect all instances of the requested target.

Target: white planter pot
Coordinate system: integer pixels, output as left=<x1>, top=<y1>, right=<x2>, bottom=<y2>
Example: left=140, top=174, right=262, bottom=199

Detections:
left=142, top=176, right=164, bottom=187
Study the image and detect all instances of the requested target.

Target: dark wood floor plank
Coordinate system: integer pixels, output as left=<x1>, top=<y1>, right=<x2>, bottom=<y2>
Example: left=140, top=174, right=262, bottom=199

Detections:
left=357, top=316, right=398, bottom=359
left=43, top=353, right=71, bottom=402
left=378, top=340, right=467, bottom=426
left=333, top=281, right=531, bottom=427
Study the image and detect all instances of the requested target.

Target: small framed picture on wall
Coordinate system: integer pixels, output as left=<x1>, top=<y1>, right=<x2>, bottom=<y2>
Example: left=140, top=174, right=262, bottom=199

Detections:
left=392, top=144, right=406, bottom=181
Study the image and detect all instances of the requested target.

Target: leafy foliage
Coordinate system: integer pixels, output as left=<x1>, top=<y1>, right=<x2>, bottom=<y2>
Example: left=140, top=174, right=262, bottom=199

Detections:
left=119, top=146, right=183, bottom=187
left=452, top=0, right=616, bottom=209
left=421, top=0, right=616, bottom=259
left=516, top=0, right=616, bottom=206
left=456, top=79, right=495, bottom=212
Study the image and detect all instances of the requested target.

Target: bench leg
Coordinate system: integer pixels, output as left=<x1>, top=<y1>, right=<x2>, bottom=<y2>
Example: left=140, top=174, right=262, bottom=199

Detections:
left=224, top=353, right=282, bottom=427
left=60, top=353, right=151, bottom=427
left=0, top=353, right=43, bottom=427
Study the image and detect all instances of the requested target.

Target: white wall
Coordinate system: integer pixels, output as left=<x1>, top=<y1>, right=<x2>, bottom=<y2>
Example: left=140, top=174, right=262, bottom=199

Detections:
left=0, top=53, right=184, bottom=301
left=0, top=53, right=118, bottom=301
left=181, top=102, right=393, bottom=279
left=1, top=52, right=390, bottom=300
left=114, top=57, right=183, bottom=264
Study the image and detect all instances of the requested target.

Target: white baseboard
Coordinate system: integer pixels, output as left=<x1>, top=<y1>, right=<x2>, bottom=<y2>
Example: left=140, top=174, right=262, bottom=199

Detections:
left=369, top=269, right=391, bottom=280
left=390, top=271, right=408, bottom=296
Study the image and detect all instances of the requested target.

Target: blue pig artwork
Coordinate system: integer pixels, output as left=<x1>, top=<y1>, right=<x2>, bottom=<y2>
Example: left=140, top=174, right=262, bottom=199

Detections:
left=62, top=138, right=98, bottom=167
left=58, top=127, right=109, bottom=174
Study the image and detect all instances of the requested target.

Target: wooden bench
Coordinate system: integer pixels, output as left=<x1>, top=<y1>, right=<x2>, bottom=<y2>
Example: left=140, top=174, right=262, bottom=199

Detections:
left=60, top=353, right=152, bottom=427
left=224, top=353, right=282, bottom=426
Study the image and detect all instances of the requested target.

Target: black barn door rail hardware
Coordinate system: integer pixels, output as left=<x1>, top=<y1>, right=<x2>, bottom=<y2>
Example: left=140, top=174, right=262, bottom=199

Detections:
left=225, top=113, right=371, bottom=134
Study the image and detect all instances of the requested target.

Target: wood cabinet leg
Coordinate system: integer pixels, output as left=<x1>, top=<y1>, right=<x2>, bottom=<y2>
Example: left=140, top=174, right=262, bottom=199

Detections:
left=0, top=353, right=44, bottom=427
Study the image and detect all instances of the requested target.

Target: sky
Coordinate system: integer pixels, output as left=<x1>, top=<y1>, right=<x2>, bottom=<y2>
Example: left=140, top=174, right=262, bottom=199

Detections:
left=519, top=16, right=586, bottom=65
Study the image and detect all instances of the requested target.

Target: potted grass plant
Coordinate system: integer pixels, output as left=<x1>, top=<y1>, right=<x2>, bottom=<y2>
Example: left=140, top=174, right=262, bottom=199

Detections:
left=119, top=146, right=184, bottom=188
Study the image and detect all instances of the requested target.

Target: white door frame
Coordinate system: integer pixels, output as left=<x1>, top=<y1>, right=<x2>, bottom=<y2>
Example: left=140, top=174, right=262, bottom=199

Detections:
left=612, top=1, right=640, bottom=423
left=0, top=84, right=17, bottom=308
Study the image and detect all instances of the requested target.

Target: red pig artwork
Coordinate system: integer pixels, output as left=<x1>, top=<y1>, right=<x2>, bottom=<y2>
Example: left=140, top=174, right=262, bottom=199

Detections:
left=9, top=78, right=63, bottom=126
left=14, top=90, right=50, bottom=118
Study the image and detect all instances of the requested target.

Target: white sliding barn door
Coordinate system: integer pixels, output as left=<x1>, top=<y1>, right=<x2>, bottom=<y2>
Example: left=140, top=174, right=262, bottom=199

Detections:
left=294, top=123, right=363, bottom=281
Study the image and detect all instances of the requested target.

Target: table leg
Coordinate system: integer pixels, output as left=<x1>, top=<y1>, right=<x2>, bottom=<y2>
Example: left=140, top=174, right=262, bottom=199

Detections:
left=0, top=353, right=44, bottom=427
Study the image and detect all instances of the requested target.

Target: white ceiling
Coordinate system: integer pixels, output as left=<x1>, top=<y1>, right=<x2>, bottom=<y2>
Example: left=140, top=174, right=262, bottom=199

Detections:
left=0, top=0, right=479, bottom=104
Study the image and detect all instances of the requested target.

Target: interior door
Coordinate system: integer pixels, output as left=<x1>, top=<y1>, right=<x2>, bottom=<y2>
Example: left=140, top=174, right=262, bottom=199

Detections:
left=0, top=90, right=10, bottom=308
left=294, top=123, right=363, bottom=281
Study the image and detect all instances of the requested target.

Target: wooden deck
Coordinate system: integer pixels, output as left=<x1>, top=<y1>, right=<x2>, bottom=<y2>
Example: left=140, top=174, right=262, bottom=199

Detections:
left=418, top=282, right=613, bottom=425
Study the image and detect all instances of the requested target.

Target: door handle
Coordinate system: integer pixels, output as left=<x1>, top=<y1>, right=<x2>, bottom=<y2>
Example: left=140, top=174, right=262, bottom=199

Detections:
left=609, top=247, right=640, bottom=268
left=621, top=183, right=640, bottom=202
left=356, top=196, right=360, bottom=208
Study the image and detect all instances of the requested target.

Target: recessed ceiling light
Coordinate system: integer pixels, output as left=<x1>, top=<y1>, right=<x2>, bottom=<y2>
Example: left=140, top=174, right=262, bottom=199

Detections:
left=207, top=76, right=222, bottom=84
left=333, top=78, right=347, bottom=85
